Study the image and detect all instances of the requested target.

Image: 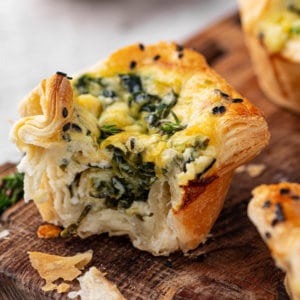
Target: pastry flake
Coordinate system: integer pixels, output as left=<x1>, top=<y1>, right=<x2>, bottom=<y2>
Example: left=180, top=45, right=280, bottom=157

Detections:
left=28, top=250, right=93, bottom=292
left=68, top=267, right=125, bottom=300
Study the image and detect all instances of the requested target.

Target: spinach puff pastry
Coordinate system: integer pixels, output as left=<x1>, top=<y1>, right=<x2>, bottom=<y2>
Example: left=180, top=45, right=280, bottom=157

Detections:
left=249, top=183, right=300, bottom=300
left=238, top=0, right=300, bottom=113
left=11, top=42, right=269, bottom=255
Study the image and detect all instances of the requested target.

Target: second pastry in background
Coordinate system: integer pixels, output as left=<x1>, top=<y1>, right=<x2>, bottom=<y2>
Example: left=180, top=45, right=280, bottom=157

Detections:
left=238, top=0, right=300, bottom=114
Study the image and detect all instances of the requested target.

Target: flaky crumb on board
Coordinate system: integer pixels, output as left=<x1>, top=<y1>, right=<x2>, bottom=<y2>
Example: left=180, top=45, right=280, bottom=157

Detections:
left=0, top=229, right=9, bottom=240
left=28, top=250, right=93, bottom=293
left=235, top=163, right=266, bottom=177
left=37, top=223, right=62, bottom=238
left=68, top=266, right=125, bottom=300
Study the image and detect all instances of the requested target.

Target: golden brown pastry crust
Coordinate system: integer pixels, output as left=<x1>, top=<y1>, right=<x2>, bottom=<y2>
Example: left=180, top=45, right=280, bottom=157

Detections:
left=245, top=35, right=300, bottom=113
left=11, top=42, right=270, bottom=255
left=249, top=183, right=300, bottom=299
left=238, top=0, right=300, bottom=113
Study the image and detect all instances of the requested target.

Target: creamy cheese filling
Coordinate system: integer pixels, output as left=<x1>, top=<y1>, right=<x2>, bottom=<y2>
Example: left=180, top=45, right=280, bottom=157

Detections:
left=58, top=72, right=216, bottom=227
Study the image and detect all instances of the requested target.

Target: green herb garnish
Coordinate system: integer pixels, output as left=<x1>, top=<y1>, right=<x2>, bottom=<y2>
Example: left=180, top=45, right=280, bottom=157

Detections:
left=0, top=172, right=24, bottom=214
left=159, top=111, right=187, bottom=136
left=144, top=91, right=178, bottom=129
left=98, top=124, right=123, bottom=143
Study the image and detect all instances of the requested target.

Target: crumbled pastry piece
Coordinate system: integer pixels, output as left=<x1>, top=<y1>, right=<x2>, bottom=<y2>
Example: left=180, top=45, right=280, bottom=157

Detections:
left=235, top=163, right=266, bottom=177
left=68, top=267, right=125, bottom=300
left=37, top=223, right=62, bottom=238
left=235, top=165, right=246, bottom=173
left=57, top=283, right=71, bottom=294
left=0, top=229, right=9, bottom=239
left=249, top=182, right=300, bottom=299
left=11, top=42, right=269, bottom=255
left=28, top=250, right=93, bottom=292
left=247, top=164, right=266, bottom=177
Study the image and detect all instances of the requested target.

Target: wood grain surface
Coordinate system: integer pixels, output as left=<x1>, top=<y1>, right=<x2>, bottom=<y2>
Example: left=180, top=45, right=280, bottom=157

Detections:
left=1, top=13, right=299, bottom=300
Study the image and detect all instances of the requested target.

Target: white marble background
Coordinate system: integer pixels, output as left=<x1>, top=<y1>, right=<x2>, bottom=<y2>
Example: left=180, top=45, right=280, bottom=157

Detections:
left=0, top=0, right=237, bottom=164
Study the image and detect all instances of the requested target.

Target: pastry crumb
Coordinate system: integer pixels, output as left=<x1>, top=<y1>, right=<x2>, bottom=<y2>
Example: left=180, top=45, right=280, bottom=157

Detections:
left=57, top=283, right=71, bottom=293
left=0, top=229, right=9, bottom=240
left=68, top=266, right=125, bottom=300
left=28, top=250, right=93, bottom=293
left=37, top=223, right=62, bottom=238
left=235, top=165, right=246, bottom=173
left=235, top=163, right=266, bottom=177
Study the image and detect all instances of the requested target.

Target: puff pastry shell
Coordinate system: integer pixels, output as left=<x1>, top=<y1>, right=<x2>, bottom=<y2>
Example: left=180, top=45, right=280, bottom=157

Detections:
left=238, top=0, right=300, bottom=113
left=249, top=183, right=300, bottom=299
left=11, top=42, right=269, bottom=255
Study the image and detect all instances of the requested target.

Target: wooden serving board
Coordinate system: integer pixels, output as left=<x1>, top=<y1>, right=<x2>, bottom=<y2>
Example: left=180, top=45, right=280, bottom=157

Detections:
left=1, top=13, right=300, bottom=300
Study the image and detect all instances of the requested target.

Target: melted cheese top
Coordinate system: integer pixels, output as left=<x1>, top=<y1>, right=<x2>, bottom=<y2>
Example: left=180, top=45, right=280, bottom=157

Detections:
left=43, top=68, right=226, bottom=214
left=70, top=71, right=217, bottom=186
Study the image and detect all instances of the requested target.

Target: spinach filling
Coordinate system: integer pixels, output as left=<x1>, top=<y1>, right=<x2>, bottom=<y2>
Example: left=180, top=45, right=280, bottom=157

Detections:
left=73, top=73, right=185, bottom=137
left=74, top=75, right=103, bottom=96
left=90, top=146, right=156, bottom=209
left=72, top=73, right=204, bottom=210
left=119, top=74, right=143, bottom=94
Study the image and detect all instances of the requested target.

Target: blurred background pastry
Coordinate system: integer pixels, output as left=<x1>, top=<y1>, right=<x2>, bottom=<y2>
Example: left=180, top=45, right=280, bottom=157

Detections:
left=238, top=0, right=300, bottom=113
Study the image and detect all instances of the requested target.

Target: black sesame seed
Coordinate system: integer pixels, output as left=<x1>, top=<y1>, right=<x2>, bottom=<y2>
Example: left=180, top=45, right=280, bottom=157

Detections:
left=212, top=106, right=219, bottom=114
left=176, top=44, right=184, bottom=52
left=129, top=138, right=135, bottom=151
left=71, top=123, right=82, bottom=132
left=265, top=232, right=271, bottom=239
left=271, top=203, right=285, bottom=226
left=56, top=71, right=67, bottom=77
left=232, top=98, right=244, bottom=103
left=139, top=43, right=145, bottom=51
left=280, top=188, right=290, bottom=195
left=129, top=60, right=137, bottom=70
left=86, top=129, right=91, bottom=136
left=62, top=122, right=71, bottom=132
left=212, top=105, right=226, bottom=115
left=218, top=106, right=226, bottom=114
left=212, top=107, right=219, bottom=114
left=221, top=92, right=229, bottom=99
left=178, top=52, right=184, bottom=59
left=153, top=55, right=161, bottom=61
left=291, top=195, right=300, bottom=200
left=215, top=89, right=230, bottom=99
left=262, top=200, right=271, bottom=208
left=62, top=107, right=68, bottom=118
left=67, top=76, right=73, bottom=80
